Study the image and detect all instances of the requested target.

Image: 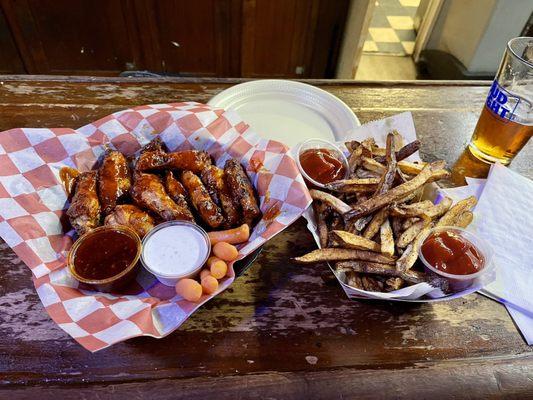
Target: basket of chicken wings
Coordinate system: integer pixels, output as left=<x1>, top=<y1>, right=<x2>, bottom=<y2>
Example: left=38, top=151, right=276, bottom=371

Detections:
left=0, top=102, right=311, bottom=351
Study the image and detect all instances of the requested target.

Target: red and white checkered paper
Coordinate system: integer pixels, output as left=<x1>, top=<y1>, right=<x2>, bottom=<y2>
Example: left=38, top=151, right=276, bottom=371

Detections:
left=0, top=102, right=311, bottom=352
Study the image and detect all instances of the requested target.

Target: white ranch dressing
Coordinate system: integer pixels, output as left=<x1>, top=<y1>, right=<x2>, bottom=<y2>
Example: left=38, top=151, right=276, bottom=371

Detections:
left=142, top=224, right=209, bottom=278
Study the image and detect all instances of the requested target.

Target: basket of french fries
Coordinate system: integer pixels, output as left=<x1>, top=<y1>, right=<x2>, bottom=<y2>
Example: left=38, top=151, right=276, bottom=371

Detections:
left=293, top=112, right=494, bottom=302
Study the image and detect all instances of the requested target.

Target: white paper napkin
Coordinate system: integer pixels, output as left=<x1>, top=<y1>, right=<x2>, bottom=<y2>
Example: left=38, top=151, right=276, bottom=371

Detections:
left=342, top=111, right=419, bottom=161
left=473, top=164, right=533, bottom=344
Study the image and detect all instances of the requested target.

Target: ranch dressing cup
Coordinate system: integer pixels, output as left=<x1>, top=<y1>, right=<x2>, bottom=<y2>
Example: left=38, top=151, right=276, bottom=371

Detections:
left=141, top=221, right=211, bottom=286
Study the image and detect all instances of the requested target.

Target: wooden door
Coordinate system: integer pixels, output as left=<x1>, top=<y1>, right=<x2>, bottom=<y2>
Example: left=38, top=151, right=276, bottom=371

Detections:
left=240, top=0, right=349, bottom=78
left=1, top=0, right=143, bottom=75
left=0, top=6, right=25, bottom=73
left=135, top=0, right=241, bottom=77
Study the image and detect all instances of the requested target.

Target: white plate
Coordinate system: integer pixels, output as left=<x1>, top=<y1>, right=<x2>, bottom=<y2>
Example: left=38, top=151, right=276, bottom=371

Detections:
left=208, top=80, right=360, bottom=148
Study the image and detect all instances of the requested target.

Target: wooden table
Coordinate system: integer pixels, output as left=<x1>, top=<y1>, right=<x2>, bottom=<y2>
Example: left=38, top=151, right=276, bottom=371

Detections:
left=0, top=77, right=532, bottom=399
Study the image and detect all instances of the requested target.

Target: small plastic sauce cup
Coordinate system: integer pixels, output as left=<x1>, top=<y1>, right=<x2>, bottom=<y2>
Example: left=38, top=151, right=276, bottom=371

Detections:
left=418, top=226, right=494, bottom=292
left=296, top=138, right=349, bottom=189
left=68, top=225, right=142, bottom=292
left=140, top=221, right=211, bottom=286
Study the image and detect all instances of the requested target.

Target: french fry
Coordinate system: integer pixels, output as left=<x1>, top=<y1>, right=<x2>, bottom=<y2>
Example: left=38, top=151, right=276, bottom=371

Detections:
left=375, top=140, right=420, bottom=164
left=396, top=224, right=431, bottom=271
left=380, top=219, right=395, bottom=257
left=292, top=248, right=396, bottom=265
left=345, top=271, right=364, bottom=289
left=426, top=168, right=451, bottom=183
left=423, top=197, right=452, bottom=219
left=453, top=210, right=474, bottom=228
left=396, top=189, right=422, bottom=204
left=348, top=144, right=364, bottom=174
left=329, top=213, right=345, bottom=231
left=336, top=261, right=426, bottom=284
left=310, top=189, right=352, bottom=214
left=360, top=138, right=376, bottom=154
left=353, top=215, right=373, bottom=232
left=397, top=220, right=425, bottom=248
left=397, top=160, right=427, bottom=175
left=362, top=275, right=384, bottom=291
left=374, top=132, right=397, bottom=195
left=330, top=230, right=381, bottom=252
left=385, top=277, right=404, bottom=291
left=362, top=207, right=388, bottom=239
left=392, top=130, right=404, bottom=151
left=397, top=159, right=446, bottom=175
left=356, top=168, right=382, bottom=179
left=313, top=202, right=329, bottom=248
left=345, top=164, right=436, bottom=220
left=361, top=157, right=387, bottom=175
left=344, top=140, right=360, bottom=151
left=436, top=196, right=477, bottom=227
left=401, top=217, right=419, bottom=230
left=391, top=216, right=403, bottom=242
left=390, top=200, right=434, bottom=218
left=325, top=178, right=379, bottom=193
left=371, top=147, right=387, bottom=156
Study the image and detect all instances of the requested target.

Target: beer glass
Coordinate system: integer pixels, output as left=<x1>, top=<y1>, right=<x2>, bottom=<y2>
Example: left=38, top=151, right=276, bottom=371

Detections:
left=469, top=37, right=533, bottom=165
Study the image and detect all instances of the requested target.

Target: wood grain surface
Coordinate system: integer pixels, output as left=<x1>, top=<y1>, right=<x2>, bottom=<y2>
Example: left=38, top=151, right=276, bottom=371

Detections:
left=0, top=76, right=532, bottom=399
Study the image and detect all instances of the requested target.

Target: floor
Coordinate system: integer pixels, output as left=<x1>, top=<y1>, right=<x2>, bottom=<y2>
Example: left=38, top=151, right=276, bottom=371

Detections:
left=364, top=0, right=420, bottom=56
left=354, top=54, right=417, bottom=80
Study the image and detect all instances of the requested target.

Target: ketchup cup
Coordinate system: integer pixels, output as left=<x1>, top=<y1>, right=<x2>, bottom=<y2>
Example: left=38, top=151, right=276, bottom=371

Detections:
left=418, top=226, right=495, bottom=292
left=296, top=138, right=349, bottom=189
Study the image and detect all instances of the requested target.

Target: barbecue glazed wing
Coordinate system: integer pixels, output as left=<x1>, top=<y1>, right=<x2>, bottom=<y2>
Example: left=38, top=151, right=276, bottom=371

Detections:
left=201, top=165, right=241, bottom=227
left=67, top=171, right=101, bottom=235
left=134, top=138, right=169, bottom=172
left=224, top=159, right=261, bottom=226
left=180, top=170, right=224, bottom=228
left=141, top=137, right=165, bottom=153
left=104, top=204, right=156, bottom=238
left=98, top=150, right=131, bottom=215
left=135, top=150, right=168, bottom=171
left=131, top=172, right=194, bottom=221
left=167, top=150, right=212, bottom=174
left=164, top=171, right=194, bottom=219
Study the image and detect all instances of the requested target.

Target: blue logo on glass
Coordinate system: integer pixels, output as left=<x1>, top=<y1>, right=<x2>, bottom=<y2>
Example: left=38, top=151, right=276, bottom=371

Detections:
left=486, top=81, right=519, bottom=121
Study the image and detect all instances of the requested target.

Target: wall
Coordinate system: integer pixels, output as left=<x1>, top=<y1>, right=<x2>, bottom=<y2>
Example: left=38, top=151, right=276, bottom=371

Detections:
left=426, top=0, right=531, bottom=74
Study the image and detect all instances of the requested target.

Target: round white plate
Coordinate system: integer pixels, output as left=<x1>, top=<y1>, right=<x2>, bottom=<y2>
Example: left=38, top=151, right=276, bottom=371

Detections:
left=208, top=80, right=360, bottom=147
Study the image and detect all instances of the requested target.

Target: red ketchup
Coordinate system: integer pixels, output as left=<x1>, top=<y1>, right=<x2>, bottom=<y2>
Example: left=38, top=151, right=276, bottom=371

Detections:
left=421, top=230, right=484, bottom=275
left=299, top=148, right=346, bottom=185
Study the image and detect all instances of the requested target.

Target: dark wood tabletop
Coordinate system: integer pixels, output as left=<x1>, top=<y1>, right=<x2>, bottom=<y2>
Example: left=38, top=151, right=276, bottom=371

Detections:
left=0, top=76, right=532, bottom=399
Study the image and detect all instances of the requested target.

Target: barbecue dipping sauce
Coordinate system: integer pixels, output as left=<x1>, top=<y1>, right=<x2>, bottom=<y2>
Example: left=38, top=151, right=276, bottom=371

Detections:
left=73, top=229, right=138, bottom=280
left=299, top=148, right=346, bottom=184
left=421, top=230, right=484, bottom=275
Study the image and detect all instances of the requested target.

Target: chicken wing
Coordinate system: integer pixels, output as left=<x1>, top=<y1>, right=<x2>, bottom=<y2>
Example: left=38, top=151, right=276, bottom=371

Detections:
left=66, top=171, right=101, bottom=235
left=180, top=170, right=224, bottom=228
left=98, top=150, right=131, bottom=215
left=135, top=150, right=168, bottom=172
left=224, top=159, right=261, bottom=226
left=141, top=137, right=166, bottom=153
left=104, top=204, right=156, bottom=238
left=164, top=171, right=194, bottom=219
left=167, top=150, right=212, bottom=174
left=201, top=165, right=240, bottom=227
left=131, top=172, right=194, bottom=221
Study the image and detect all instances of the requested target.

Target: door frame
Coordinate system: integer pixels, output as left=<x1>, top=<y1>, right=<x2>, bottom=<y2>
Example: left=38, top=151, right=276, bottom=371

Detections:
left=413, top=0, right=444, bottom=62
left=336, top=0, right=375, bottom=79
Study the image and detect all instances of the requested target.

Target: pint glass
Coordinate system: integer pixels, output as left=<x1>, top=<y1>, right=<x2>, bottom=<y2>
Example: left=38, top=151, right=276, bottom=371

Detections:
left=469, top=37, right=533, bottom=165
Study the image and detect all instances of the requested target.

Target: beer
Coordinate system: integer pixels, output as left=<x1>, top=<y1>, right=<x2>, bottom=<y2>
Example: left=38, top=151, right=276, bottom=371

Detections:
left=469, top=104, right=532, bottom=165
left=468, top=37, right=533, bottom=165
